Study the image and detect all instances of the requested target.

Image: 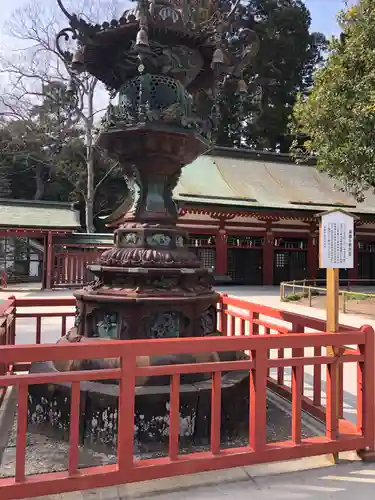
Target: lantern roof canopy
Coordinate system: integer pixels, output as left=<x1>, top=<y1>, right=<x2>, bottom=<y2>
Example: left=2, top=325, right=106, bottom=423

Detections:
left=56, top=0, right=257, bottom=93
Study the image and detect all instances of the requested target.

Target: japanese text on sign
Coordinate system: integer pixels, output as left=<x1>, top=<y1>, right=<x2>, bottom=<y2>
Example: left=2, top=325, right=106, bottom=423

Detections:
left=320, top=211, right=354, bottom=269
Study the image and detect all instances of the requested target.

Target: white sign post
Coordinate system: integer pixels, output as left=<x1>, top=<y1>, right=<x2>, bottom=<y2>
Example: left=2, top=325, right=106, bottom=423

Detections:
left=320, top=210, right=355, bottom=270
left=319, top=209, right=356, bottom=335
left=318, top=209, right=357, bottom=460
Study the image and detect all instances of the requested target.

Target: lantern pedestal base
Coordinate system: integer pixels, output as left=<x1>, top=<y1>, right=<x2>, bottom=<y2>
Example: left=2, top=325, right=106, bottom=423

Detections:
left=28, top=359, right=250, bottom=453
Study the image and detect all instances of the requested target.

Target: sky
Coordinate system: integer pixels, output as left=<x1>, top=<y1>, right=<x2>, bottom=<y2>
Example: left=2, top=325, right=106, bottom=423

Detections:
left=305, top=0, right=345, bottom=34
left=0, top=0, right=350, bottom=42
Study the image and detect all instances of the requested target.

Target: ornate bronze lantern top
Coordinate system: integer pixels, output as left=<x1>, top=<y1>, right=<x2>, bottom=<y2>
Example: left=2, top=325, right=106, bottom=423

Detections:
left=56, top=0, right=259, bottom=111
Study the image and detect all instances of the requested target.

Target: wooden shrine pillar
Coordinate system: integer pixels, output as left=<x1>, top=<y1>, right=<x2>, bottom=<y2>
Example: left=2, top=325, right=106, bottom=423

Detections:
left=45, top=231, right=54, bottom=289
left=263, top=227, right=274, bottom=285
left=307, top=227, right=318, bottom=279
left=216, top=228, right=228, bottom=275
left=348, top=236, right=358, bottom=282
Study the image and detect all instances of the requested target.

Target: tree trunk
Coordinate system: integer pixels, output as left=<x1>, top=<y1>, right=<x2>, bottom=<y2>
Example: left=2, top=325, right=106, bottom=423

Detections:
left=85, top=82, right=96, bottom=233
left=85, top=138, right=95, bottom=233
left=34, top=164, right=45, bottom=200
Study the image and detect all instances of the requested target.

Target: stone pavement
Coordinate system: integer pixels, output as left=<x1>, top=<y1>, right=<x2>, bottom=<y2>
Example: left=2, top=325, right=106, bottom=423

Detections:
left=217, top=285, right=375, bottom=330
left=27, top=456, right=375, bottom=500
left=1, top=285, right=374, bottom=330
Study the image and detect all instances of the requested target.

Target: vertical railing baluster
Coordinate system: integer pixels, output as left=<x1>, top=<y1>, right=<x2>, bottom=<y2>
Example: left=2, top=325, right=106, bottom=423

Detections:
left=169, top=374, right=180, bottom=461
left=313, top=346, right=322, bottom=407
left=357, top=358, right=363, bottom=436
left=221, top=296, right=228, bottom=336
left=239, top=318, right=245, bottom=336
left=265, top=327, right=271, bottom=377
left=61, top=316, right=67, bottom=337
left=217, top=301, right=222, bottom=332
left=11, top=305, right=16, bottom=345
left=359, top=326, right=375, bottom=446
left=68, top=381, right=81, bottom=475
left=117, top=346, right=136, bottom=479
left=292, top=365, right=302, bottom=444
left=277, top=348, right=284, bottom=386
left=15, top=383, right=28, bottom=483
left=338, top=363, right=344, bottom=419
left=36, top=316, right=42, bottom=344
left=249, top=310, right=259, bottom=336
left=211, top=371, right=221, bottom=455
left=230, top=315, right=235, bottom=336
left=249, top=348, right=267, bottom=451
left=292, top=323, right=304, bottom=394
left=326, top=360, right=339, bottom=441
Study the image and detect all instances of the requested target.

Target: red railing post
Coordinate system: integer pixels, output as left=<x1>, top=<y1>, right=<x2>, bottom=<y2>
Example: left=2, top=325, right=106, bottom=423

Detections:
left=249, top=347, right=267, bottom=452
left=313, top=345, right=322, bottom=407
left=211, top=371, right=222, bottom=455
left=292, top=364, right=302, bottom=445
left=11, top=297, right=16, bottom=346
left=249, top=310, right=259, bottom=336
left=358, top=325, right=375, bottom=449
left=338, top=363, right=344, bottom=419
left=265, top=327, right=271, bottom=377
left=117, top=345, right=136, bottom=479
left=68, top=381, right=81, bottom=475
left=239, top=318, right=246, bottom=336
left=36, top=316, right=42, bottom=344
left=169, top=374, right=181, bottom=461
left=219, top=294, right=228, bottom=336
left=277, top=347, right=284, bottom=386
left=229, top=314, right=235, bottom=336
left=326, top=359, right=339, bottom=441
left=61, top=316, right=67, bottom=337
left=291, top=322, right=304, bottom=445
left=15, top=383, right=28, bottom=483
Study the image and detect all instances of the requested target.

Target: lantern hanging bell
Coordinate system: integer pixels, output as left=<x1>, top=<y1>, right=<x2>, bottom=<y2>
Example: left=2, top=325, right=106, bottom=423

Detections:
left=71, top=47, right=85, bottom=72
left=66, top=79, right=76, bottom=97
left=211, top=48, right=225, bottom=67
left=237, top=79, right=248, bottom=94
left=135, top=27, right=149, bottom=48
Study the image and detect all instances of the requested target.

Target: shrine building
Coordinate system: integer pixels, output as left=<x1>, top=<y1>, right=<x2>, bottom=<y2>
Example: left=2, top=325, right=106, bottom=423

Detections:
left=174, top=148, right=375, bottom=286
left=2, top=148, right=375, bottom=288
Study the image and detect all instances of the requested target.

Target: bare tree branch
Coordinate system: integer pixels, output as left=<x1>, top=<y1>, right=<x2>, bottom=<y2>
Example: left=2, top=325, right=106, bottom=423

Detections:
left=94, top=161, right=120, bottom=195
left=0, top=0, right=122, bottom=231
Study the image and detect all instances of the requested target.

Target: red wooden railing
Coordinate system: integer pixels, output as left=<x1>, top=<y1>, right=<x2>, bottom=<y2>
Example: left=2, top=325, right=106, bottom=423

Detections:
left=11, top=293, right=358, bottom=345
left=53, top=251, right=103, bottom=287
left=4, top=294, right=366, bottom=417
left=218, top=294, right=358, bottom=421
left=15, top=297, right=76, bottom=344
left=0, top=294, right=373, bottom=499
left=0, top=297, right=16, bottom=404
left=0, top=330, right=373, bottom=500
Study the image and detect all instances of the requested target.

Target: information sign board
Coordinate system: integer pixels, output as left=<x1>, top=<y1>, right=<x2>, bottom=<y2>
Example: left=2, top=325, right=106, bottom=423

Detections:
left=320, top=210, right=354, bottom=269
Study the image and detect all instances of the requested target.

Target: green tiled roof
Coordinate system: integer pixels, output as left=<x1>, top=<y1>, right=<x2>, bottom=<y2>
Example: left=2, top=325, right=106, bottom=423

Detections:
left=54, top=233, right=113, bottom=246
left=0, top=199, right=81, bottom=229
left=174, top=150, right=375, bottom=215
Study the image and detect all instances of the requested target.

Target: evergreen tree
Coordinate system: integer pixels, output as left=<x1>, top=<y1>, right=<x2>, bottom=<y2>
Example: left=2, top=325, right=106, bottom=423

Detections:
left=291, top=0, right=375, bottom=200
left=217, top=0, right=326, bottom=151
